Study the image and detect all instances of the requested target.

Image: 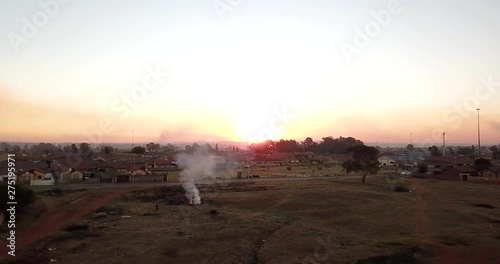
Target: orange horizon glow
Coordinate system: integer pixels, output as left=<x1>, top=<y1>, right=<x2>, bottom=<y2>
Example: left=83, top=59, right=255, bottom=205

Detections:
left=1, top=2, right=499, bottom=146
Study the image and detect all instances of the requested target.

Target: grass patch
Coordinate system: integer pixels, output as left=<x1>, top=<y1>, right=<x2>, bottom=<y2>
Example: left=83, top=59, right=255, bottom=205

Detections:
left=64, top=223, right=89, bottom=232
left=50, top=230, right=101, bottom=242
left=471, top=203, right=496, bottom=209
left=269, top=214, right=297, bottom=225
left=355, top=247, right=428, bottom=264
left=433, top=234, right=470, bottom=246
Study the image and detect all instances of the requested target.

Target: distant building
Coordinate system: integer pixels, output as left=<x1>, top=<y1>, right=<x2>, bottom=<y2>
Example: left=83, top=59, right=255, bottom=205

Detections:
left=479, top=167, right=500, bottom=179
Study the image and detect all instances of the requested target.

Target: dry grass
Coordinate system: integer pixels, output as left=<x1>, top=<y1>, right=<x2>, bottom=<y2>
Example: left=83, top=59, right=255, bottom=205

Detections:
left=6, top=177, right=500, bottom=264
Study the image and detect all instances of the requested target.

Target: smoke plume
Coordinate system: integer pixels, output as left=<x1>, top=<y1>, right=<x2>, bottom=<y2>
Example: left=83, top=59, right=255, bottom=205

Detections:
left=176, top=151, right=217, bottom=204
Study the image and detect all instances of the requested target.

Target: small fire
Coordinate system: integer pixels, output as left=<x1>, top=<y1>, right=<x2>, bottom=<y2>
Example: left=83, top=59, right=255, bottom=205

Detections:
left=188, top=200, right=193, bottom=205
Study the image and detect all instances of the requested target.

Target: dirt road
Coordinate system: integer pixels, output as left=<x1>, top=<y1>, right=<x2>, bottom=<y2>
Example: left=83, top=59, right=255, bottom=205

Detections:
left=0, top=188, right=131, bottom=259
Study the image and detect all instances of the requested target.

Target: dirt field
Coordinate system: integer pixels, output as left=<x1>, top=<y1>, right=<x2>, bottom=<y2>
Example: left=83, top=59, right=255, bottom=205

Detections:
left=2, top=176, right=500, bottom=264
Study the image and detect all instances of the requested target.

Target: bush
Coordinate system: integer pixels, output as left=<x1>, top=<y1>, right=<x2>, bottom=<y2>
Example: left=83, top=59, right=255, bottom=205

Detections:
left=418, top=164, right=428, bottom=174
left=0, top=182, right=36, bottom=216
left=394, top=185, right=410, bottom=192
left=65, top=223, right=90, bottom=232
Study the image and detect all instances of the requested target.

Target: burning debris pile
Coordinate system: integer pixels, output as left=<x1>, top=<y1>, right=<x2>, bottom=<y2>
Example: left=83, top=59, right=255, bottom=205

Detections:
left=127, top=186, right=191, bottom=205
left=177, top=152, right=217, bottom=205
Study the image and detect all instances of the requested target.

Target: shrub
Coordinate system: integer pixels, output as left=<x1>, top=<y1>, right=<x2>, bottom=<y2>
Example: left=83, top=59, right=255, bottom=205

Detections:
left=418, top=164, right=428, bottom=173
left=65, top=223, right=90, bottom=232
left=0, top=182, right=36, bottom=216
left=394, top=185, right=410, bottom=192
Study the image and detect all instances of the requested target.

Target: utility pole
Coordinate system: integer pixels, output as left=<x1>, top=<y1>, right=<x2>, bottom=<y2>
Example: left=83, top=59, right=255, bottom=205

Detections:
left=477, top=109, right=481, bottom=158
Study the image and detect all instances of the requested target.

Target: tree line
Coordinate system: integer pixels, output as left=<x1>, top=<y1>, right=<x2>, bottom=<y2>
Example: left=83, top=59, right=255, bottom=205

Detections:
left=249, top=136, right=364, bottom=154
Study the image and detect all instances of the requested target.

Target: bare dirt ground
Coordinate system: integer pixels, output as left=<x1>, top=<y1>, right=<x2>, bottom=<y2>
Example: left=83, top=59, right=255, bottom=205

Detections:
left=2, top=176, right=500, bottom=264
left=0, top=187, right=132, bottom=260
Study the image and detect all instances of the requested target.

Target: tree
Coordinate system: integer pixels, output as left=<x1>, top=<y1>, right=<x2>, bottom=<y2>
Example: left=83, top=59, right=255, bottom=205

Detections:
left=62, top=145, right=72, bottom=153
left=301, top=137, right=318, bottom=152
left=249, top=140, right=275, bottom=154
left=474, top=158, right=490, bottom=170
left=71, top=143, right=79, bottom=153
left=29, top=143, right=61, bottom=155
left=457, top=147, right=474, bottom=155
left=103, top=146, right=112, bottom=154
left=345, top=145, right=380, bottom=183
left=11, top=145, right=21, bottom=153
left=405, top=144, right=414, bottom=151
left=161, top=144, right=177, bottom=154
left=146, top=142, right=161, bottom=152
left=418, top=164, right=428, bottom=174
left=0, top=142, right=10, bottom=153
left=79, top=143, right=91, bottom=154
left=131, top=146, right=146, bottom=154
left=341, top=160, right=354, bottom=175
left=318, top=136, right=364, bottom=154
left=447, top=147, right=455, bottom=155
left=428, top=146, right=442, bottom=156
left=490, top=146, right=500, bottom=159
left=274, top=139, right=300, bottom=153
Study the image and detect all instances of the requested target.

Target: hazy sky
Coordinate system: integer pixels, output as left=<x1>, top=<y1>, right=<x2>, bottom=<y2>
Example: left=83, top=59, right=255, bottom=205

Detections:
left=1, top=0, right=499, bottom=145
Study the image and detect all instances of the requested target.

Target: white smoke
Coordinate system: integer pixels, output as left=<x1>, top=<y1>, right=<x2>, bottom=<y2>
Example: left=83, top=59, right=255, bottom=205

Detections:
left=176, top=151, right=217, bottom=205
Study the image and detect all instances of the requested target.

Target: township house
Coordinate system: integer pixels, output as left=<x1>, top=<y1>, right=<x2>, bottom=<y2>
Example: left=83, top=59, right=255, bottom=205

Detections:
left=50, top=155, right=173, bottom=183
left=17, top=168, right=46, bottom=182
left=59, top=169, right=84, bottom=182
left=479, top=167, right=500, bottom=178
left=418, top=156, right=474, bottom=174
left=379, top=151, right=426, bottom=168
left=378, top=156, right=397, bottom=166
left=252, top=155, right=284, bottom=167
left=0, top=157, right=55, bottom=184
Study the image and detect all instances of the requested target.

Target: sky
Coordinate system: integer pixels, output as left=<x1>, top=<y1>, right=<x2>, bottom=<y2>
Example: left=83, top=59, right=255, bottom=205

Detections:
left=1, top=0, right=499, bottom=145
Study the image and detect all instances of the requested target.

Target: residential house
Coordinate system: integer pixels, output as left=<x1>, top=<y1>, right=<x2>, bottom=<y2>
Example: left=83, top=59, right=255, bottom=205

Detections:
left=378, top=156, right=397, bottom=166
left=252, top=155, right=283, bottom=167
left=418, top=156, right=473, bottom=174
left=60, top=169, right=84, bottom=182
left=0, top=167, right=9, bottom=181
left=131, top=169, right=150, bottom=176
left=17, top=168, right=46, bottom=183
left=147, top=157, right=176, bottom=169
left=434, top=166, right=478, bottom=181
left=31, top=173, right=55, bottom=186
left=479, top=167, right=500, bottom=179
